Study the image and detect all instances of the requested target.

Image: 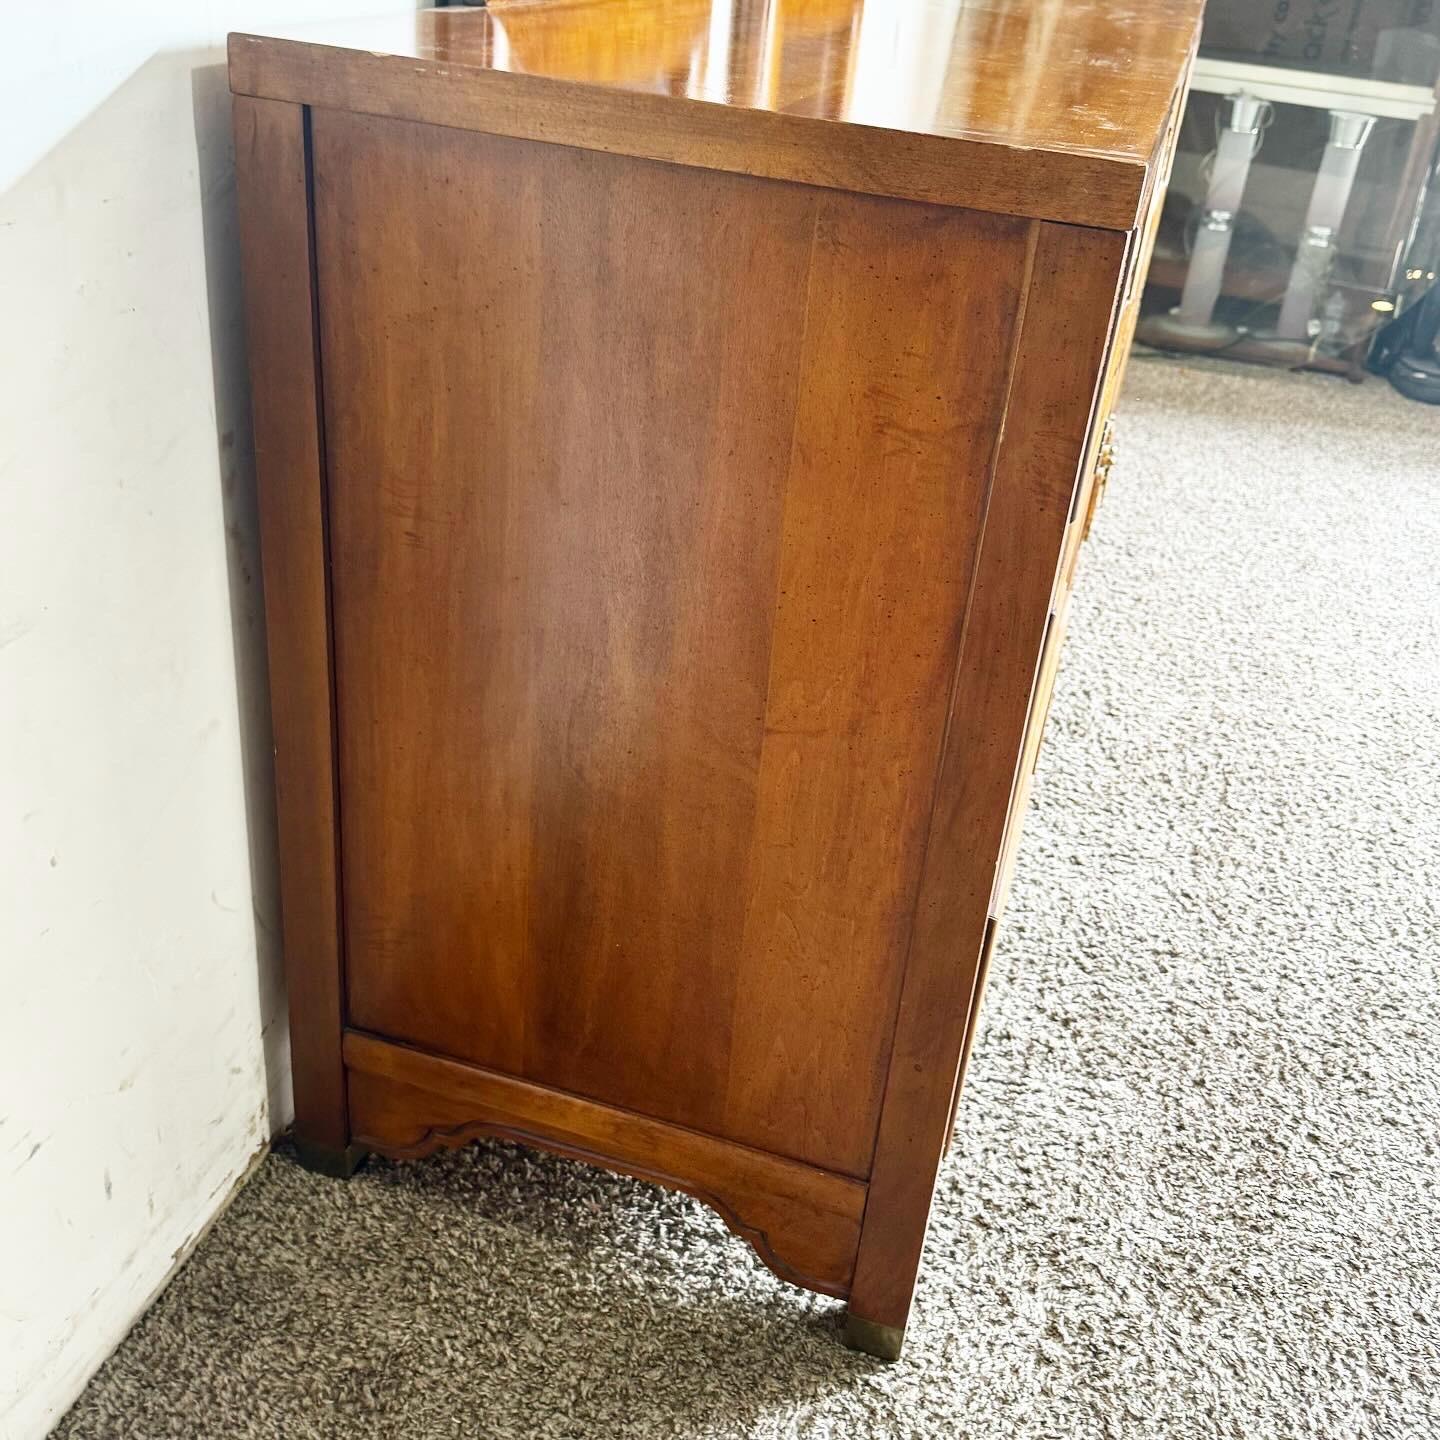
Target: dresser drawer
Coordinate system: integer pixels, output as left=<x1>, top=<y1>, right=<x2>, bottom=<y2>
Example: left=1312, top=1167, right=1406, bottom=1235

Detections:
left=991, top=587, right=1071, bottom=924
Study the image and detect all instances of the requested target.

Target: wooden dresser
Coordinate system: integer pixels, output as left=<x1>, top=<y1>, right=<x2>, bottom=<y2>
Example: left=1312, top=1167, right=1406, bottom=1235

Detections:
left=230, top=0, right=1199, bottom=1360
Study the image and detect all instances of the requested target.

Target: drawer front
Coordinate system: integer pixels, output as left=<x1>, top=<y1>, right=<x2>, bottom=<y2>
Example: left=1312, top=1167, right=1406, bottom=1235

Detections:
left=987, top=77, right=1188, bottom=928
left=990, top=590, right=1071, bottom=922
left=1057, top=79, right=1183, bottom=602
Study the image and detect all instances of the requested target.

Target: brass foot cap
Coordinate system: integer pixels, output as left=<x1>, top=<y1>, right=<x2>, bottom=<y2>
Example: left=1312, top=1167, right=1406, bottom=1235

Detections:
left=842, top=1313, right=905, bottom=1362
left=292, top=1136, right=369, bottom=1180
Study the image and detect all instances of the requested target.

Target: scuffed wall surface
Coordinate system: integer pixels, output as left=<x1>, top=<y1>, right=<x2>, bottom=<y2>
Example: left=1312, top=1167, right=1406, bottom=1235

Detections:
left=0, top=8, right=377, bottom=1435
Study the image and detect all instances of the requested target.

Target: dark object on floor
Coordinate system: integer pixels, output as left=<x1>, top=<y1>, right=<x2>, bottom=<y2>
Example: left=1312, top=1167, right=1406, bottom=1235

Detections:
left=1378, top=282, right=1440, bottom=403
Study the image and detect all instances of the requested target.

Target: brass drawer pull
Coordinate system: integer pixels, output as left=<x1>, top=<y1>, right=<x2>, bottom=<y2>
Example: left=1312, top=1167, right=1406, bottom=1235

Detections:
left=1084, top=417, right=1117, bottom=541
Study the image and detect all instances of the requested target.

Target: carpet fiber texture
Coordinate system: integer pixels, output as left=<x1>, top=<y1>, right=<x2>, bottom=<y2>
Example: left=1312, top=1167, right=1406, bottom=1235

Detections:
left=54, top=358, right=1440, bottom=1439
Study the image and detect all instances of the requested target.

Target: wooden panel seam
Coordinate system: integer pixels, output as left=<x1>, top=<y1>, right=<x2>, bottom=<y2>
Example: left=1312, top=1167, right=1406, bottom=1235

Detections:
left=855, top=217, right=1041, bottom=1179
left=846, top=220, right=1130, bottom=1331
left=232, top=95, right=350, bottom=1154
left=301, top=103, right=354, bottom=1073
left=719, top=197, right=1036, bottom=1177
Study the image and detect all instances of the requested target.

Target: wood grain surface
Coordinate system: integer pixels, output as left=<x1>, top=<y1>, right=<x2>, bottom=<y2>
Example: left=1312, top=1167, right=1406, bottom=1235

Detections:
left=230, top=0, right=1197, bottom=1353
left=846, top=221, right=1130, bottom=1332
left=719, top=194, right=1028, bottom=1171
left=312, top=111, right=1029, bottom=1180
left=229, top=0, right=1204, bottom=230
left=232, top=96, right=350, bottom=1158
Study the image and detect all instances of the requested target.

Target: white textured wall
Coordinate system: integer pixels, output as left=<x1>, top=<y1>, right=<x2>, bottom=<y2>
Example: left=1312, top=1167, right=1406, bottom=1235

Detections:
left=0, top=8, right=384, bottom=1436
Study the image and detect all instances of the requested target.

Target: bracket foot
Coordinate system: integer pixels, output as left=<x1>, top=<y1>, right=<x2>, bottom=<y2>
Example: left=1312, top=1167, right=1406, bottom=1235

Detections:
left=842, top=1313, right=905, bottom=1362
left=291, top=1135, right=369, bottom=1179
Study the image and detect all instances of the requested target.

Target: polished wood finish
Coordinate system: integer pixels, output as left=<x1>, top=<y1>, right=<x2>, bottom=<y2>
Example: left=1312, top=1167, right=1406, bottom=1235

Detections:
left=232, top=96, right=352, bottom=1168
left=231, top=0, right=1198, bottom=1361
left=230, top=0, right=1199, bottom=231
left=345, top=1030, right=866, bottom=1296
left=847, top=220, right=1131, bottom=1335
left=316, top=112, right=816, bottom=1131
left=315, top=109, right=1030, bottom=1180
left=717, top=195, right=1025, bottom=1173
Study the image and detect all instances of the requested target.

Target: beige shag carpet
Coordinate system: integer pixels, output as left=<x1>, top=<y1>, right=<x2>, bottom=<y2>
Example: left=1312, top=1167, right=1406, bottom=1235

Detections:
left=55, top=357, right=1440, bottom=1439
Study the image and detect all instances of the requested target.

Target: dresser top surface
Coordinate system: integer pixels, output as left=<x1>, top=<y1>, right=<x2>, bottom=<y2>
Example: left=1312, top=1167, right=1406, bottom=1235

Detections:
left=231, top=0, right=1201, bottom=229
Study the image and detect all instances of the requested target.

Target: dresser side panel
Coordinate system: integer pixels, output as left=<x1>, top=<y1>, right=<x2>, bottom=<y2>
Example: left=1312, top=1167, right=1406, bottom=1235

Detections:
left=849, top=220, right=1130, bottom=1330
left=232, top=96, right=349, bottom=1153
left=311, top=110, right=1031, bottom=1177
left=313, top=113, right=815, bottom=1137
left=722, top=195, right=1031, bottom=1174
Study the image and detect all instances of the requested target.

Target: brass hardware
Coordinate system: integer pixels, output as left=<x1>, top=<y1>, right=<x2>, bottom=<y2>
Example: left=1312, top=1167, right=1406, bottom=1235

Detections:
left=1084, top=416, right=1116, bottom=542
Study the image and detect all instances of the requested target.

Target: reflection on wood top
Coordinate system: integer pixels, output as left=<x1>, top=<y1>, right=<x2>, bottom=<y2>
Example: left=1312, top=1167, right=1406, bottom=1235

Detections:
left=229, top=0, right=1203, bottom=228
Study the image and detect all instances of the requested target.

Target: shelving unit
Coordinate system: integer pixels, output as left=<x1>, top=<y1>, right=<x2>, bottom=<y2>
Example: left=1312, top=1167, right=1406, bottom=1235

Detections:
left=1140, top=55, right=1438, bottom=376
